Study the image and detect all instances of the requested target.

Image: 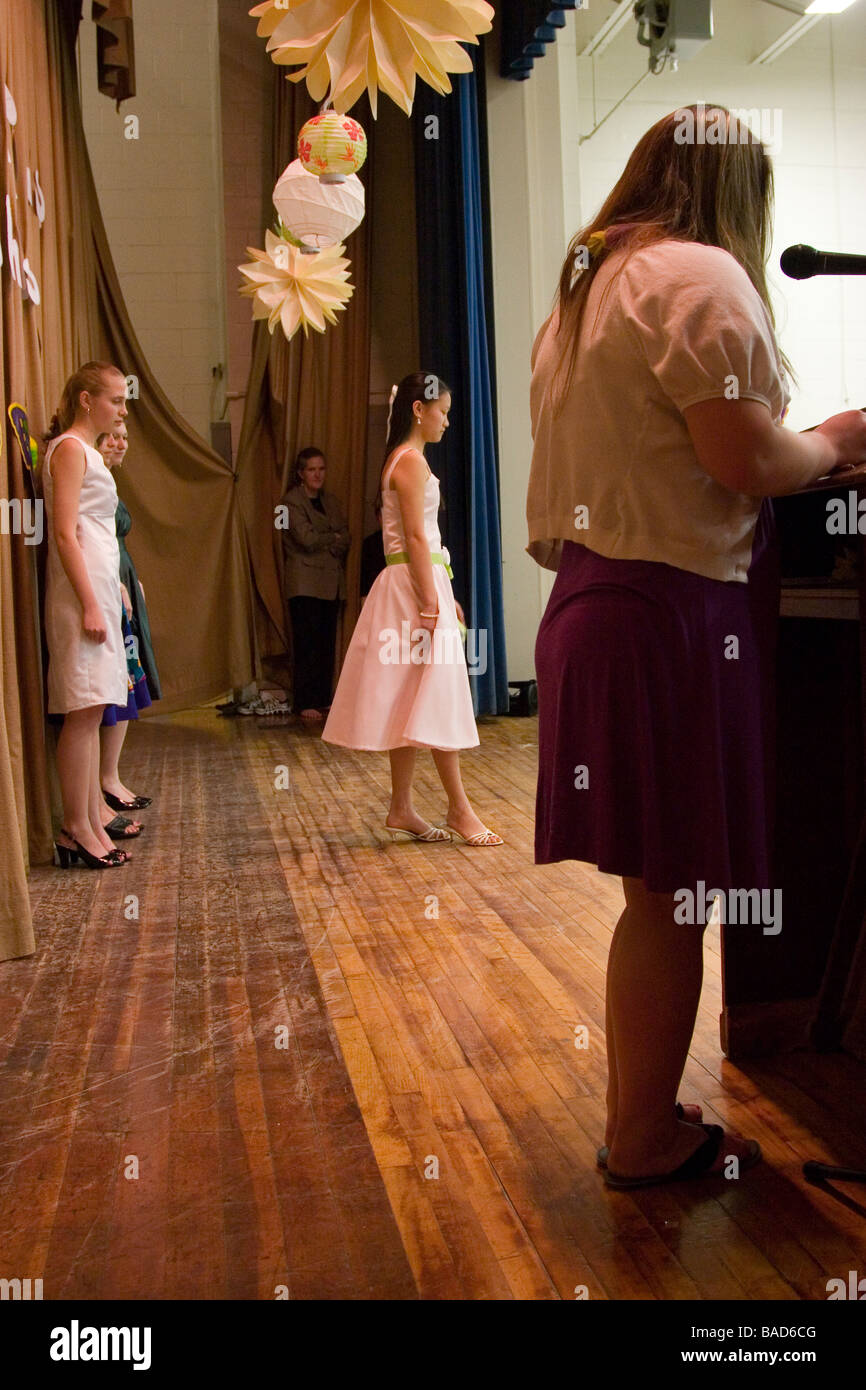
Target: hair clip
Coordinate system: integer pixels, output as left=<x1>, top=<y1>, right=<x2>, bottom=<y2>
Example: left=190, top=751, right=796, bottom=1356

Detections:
left=592, top=223, right=641, bottom=258
left=385, top=382, right=399, bottom=438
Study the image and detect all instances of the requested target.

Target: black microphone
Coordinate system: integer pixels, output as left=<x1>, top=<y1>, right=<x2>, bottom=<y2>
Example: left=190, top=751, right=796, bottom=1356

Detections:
left=781, top=244, right=866, bottom=279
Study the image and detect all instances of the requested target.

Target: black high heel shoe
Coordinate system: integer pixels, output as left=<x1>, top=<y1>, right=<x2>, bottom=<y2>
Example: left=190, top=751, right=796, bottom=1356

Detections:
left=54, top=831, right=115, bottom=870
left=53, top=841, right=79, bottom=869
left=102, top=789, right=152, bottom=811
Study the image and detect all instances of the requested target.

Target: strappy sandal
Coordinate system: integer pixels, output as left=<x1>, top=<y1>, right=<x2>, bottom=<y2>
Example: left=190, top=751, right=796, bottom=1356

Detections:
left=54, top=830, right=117, bottom=870
left=384, top=823, right=452, bottom=843
left=446, top=824, right=503, bottom=847
left=604, top=1124, right=761, bottom=1189
left=596, top=1102, right=704, bottom=1168
left=103, top=789, right=152, bottom=811
left=104, top=814, right=143, bottom=840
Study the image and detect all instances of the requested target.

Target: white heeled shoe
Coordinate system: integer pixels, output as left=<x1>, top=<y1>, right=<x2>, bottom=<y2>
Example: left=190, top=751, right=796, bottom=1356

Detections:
left=384, top=823, right=452, bottom=843
left=445, top=823, right=503, bottom=847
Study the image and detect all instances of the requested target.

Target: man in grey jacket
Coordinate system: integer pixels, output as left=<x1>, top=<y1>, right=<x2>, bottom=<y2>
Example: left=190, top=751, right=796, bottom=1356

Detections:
left=281, top=447, right=350, bottom=720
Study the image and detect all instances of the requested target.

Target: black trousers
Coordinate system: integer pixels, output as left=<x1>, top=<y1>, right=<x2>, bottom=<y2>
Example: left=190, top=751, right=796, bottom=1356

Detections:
left=289, top=595, right=339, bottom=711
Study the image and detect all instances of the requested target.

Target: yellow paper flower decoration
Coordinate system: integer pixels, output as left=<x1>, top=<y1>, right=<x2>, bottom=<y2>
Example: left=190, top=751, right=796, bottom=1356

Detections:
left=239, top=229, right=354, bottom=339
left=249, top=0, right=495, bottom=116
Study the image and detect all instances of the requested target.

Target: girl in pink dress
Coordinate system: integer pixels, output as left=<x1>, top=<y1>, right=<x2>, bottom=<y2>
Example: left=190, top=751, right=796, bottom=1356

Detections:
left=322, top=373, right=502, bottom=847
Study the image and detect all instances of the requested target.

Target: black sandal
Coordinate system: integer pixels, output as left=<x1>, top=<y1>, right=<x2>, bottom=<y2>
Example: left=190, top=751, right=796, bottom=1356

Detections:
left=54, top=831, right=115, bottom=870
left=596, top=1102, right=704, bottom=1168
left=604, top=1124, right=761, bottom=1189
left=104, top=814, right=143, bottom=840
left=102, top=789, right=152, bottom=811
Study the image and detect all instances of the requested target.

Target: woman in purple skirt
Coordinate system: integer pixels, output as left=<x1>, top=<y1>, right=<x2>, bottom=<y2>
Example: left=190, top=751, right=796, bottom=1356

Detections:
left=527, top=105, right=866, bottom=1188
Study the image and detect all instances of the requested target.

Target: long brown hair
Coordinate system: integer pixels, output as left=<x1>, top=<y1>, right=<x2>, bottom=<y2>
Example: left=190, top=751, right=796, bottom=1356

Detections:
left=551, top=105, right=786, bottom=407
left=43, top=361, right=124, bottom=442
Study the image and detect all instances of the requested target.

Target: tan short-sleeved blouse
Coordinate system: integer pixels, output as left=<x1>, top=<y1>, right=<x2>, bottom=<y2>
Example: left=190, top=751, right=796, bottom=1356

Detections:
left=526, top=239, right=790, bottom=583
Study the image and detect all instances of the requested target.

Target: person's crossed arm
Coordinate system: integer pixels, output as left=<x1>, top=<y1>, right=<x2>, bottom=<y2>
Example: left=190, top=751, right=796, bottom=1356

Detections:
left=287, top=497, right=337, bottom=552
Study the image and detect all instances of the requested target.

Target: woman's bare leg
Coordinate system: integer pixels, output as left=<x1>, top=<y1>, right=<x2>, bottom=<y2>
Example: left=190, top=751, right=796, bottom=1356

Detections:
left=431, top=749, right=489, bottom=840
left=98, top=720, right=142, bottom=834
left=99, top=719, right=138, bottom=801
left=603, top=907, right=625, bottom=1148
left=89, top=731, right=116, bottom=854
left=605, top=877, right=709, bottom=1176
left=386, top=748, right=430, bottom=833
left=56, top=707, right=109, bottom=859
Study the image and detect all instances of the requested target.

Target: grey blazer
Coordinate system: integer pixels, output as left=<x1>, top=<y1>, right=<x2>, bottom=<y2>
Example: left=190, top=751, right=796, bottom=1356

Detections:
left=281, top=485, right=350, bottom=601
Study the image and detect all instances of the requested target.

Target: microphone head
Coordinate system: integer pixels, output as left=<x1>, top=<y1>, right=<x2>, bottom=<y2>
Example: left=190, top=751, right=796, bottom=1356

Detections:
left=781, top=244, right=819, bottom=280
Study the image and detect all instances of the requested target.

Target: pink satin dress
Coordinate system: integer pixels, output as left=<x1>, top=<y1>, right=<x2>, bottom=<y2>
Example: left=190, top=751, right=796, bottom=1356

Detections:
left=322, top=446, right=479, bottom=751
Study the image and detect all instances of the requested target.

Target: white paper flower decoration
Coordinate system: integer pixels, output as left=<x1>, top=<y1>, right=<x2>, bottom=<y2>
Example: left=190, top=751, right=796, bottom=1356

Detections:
left=239, top=230, right=354, bottom=339
left=249, top=0, right=495, bottom=116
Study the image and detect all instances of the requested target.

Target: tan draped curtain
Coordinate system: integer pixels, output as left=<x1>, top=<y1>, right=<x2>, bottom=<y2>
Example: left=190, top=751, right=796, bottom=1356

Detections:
left=89, top=181, right=258, bottom=710
left=234, top=73, right=373, bottom=679
left=0, top=0, right=257, bottom=962
left=0, top=0, right=88, bottom=958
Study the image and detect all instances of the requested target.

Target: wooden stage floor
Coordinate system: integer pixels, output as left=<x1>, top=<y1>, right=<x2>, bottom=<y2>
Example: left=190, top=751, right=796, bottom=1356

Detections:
left=4, top=709, right=866, bottom=1300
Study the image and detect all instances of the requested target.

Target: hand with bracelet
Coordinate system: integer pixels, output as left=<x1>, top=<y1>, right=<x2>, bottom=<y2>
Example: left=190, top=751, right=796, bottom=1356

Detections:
left=320, top=372, right=502, bottom=850
left=417, top=600, right=439, bottom=632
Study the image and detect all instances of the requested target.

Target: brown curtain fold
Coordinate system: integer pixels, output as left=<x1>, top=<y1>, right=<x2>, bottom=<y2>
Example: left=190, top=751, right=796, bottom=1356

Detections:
left=88, top=175, right=258, bottom=711
left=0, top=0, right=258, bottom=964
left=73, top=0, right=256, bottom=710
left=0, top=0, right=90, bottom=954
left=62, top=0, right=257, bottom=711
left=0, top=286, right=38, bottom=962
left=91, top=0, right=135, bottom=106
left=234, top=72, right=373, bottom=683
left=235, top=314, right=292, bottom=661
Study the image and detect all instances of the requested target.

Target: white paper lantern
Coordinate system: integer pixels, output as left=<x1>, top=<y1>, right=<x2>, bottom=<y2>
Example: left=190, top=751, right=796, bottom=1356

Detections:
left=273, top=159, right=364, bottom=250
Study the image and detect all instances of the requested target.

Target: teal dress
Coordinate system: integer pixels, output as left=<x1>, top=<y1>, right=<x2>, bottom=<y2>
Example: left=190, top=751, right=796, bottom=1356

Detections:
left=116, top=498, right=161, bottom=700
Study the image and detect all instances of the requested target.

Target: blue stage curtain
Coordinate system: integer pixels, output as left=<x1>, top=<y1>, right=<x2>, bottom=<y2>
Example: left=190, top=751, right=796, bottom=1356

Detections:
left=500, top=2, right=578, bottom=81
left=412, top=48, right=509, bottom=715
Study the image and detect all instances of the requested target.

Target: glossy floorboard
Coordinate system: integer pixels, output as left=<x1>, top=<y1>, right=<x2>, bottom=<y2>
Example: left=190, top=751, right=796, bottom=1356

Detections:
left=4, top=710, right=865, bottom=1300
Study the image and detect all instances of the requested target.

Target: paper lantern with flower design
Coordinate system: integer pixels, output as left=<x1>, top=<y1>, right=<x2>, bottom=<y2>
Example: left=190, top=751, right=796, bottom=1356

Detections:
left=239, top=229, right=354, bottom=340
left=249, top=0, right=495, bottom=117
left=298, top=112, right=367, bottom=182
left=273, top=158, right=365, bottom=249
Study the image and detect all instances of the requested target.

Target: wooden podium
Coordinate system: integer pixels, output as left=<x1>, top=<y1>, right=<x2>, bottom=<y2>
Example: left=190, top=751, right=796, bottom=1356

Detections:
left=721, top=465, right=866, bottom=1058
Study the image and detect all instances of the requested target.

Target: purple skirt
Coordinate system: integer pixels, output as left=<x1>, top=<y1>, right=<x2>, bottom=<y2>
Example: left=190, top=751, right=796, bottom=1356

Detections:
left=101, top=672, right=152, bottom=727
left=535, top=503, right=778, bottom=893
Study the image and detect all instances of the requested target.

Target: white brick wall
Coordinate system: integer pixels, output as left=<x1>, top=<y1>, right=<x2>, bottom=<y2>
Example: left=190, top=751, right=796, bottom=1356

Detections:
left=78, top=0, right=226, bottom=442
left=488, top=2, right=866, bottom=677
left=573, top=0, right=866, bottom=429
